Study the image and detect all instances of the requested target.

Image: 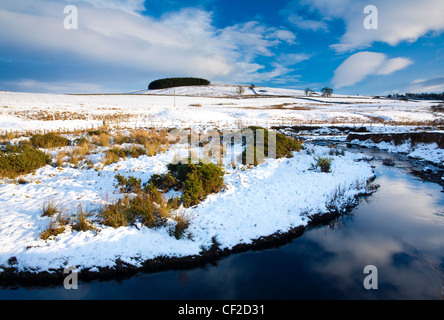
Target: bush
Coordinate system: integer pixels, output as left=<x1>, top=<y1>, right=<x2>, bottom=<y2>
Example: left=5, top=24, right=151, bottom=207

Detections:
left=30, top=133, right=70, bottom=148
left=315, top=156, right=333, bottom=173
left=153, top=162, right=224, bottom=207
left=150, top=172, right=176, bottom=191
left=148, top=77, right=210, bottom=90
left=103, top=147, right=147, bottom=165
left=0, top=144, right=52, bottom=178
left=74, top=136, right=89, bottom=146
left=431, top=104, right=444, bottom=113
left=87, top=129, right=104, bottom=136
left=115, top=174, right=142, bottom=193
left=107, top=147, right=147, bottom=159
left=241, top=127, right=302, bottom=165
left=98, top=192, right=169, bottom=229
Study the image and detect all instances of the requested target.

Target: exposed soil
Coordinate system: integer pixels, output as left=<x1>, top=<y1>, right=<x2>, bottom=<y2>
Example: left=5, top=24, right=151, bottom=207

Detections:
left=347, top=132, right=444, bottom=149
left=272, top=125, right=370, bottom=134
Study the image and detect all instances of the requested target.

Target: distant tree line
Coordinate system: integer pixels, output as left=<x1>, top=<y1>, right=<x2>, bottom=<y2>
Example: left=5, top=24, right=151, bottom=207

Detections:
left=387, top=92, right=444, bottom=100
left=148, top=77, right=211, bottom=90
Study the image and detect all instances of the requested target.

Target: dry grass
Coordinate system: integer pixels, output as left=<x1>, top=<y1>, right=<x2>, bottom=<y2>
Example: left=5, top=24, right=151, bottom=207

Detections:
left=92, top=132, right=111, bottom=147
left=170, top=213, right=190, bottom=239
left=40, top=221, right=66, bottom=240
left=71, top=206, right=96, bottom=232
left=102, top=149, right=120, bottom=165
left=39, top=212, right=70, bottom=240
left=12, top=110, right=135, bottom=124
left=55, top=151, right=67, bottom=167
left=41, top=201, right=61, bottom=217
left=98, top=191, right=170, bottom=229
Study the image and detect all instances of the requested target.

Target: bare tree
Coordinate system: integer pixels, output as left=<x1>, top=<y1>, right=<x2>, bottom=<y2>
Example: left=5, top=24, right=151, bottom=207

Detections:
left=321, top=87, right=333, bottom=97
left=304, top=88, right=313, bottom=96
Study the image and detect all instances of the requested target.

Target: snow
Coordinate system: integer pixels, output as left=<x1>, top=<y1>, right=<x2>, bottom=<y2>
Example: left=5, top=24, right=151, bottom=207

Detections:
left=0, top=144, right=374, bottom=272
left=0, top=85, right=441, bottom=273
left=0, top=89, right=440, bottom=134
left=352, top=139, right=444, bottom=166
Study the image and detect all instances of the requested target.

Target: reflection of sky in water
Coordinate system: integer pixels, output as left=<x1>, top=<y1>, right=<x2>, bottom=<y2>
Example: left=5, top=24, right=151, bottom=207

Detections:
left=298, top=159, right=444, bottom=299
left=1, top=149, right=443, bottom=299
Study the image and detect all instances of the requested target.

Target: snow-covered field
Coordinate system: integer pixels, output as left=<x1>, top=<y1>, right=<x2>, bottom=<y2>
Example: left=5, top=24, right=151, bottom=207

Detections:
left=0, top=85, right=441, bottom=134
left=0, top=85, right=442, bottom=274
left=0, top=143, right=374, bottom=272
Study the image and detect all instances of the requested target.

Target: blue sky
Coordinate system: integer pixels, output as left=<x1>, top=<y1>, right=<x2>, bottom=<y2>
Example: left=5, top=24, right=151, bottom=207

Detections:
left=0, top=0, right=443, bottom=95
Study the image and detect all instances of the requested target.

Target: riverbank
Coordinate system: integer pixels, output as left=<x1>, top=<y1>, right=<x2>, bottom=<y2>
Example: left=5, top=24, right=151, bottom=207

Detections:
left=0, top=143, right=375, bottom=285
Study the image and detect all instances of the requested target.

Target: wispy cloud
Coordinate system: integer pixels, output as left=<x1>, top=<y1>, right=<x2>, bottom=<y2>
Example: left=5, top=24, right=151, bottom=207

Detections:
left=4, top=79, right=105, bottom=93
left=292, top=0, right=444, bottom=52
left=288, top=15, right=328, bottom=32
left=0, top=0, right=297, bottom=87
left=407, top=77, right=444, bottom=93
left=332, top=52, right=413, bottom=88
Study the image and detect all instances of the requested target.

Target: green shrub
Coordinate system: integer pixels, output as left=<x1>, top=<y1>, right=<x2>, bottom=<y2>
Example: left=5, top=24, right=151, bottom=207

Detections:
left=315, top=156, right=333, bottom=173
left=0, top=144, right=51, bottom=178
left=74, top=136, right=89, bottom=146
left=148, top=77, right=210, bottom=90
left=167, top=196, right=181, bottom=210
left=156, top=162, right=224, bottom=207
left=149, top=172, right=176, bottom=191
left=241, top=127, right=302, bottom=165
left=115, top=174, right=142, bottom=193
left=30, top=133, right=70, bottom=148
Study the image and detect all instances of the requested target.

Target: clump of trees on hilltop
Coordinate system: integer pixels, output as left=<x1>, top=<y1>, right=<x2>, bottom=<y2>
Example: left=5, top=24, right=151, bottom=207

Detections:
left=148, top=77, right=211, bottom=90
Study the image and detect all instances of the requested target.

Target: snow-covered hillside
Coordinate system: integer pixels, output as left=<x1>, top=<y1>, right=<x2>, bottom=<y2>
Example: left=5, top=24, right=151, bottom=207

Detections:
left=0, top=86, right=440, bottom=135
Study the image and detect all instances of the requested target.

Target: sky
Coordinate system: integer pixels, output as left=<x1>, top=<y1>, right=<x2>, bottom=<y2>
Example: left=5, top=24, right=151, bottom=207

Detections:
left=0, top=0, right=443, bottom=95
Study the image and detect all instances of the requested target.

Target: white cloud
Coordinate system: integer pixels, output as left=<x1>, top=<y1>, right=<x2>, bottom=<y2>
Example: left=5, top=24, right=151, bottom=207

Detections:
left=277, top=53, right=312, bottom=66
left=71, top=0, right=146, bottom=15
left=6, top=79, right=105, bottom=93
left=407, top=77, right=444, bottom=92
left=288, top=15, right=328, bottom=32
left=376, top=57, right=413, bottom=75
left=0, top=0, right=297, bottom=86
left=298, top=0, right=444, bottom=52
left=332, top=52, right=412, bottom=88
